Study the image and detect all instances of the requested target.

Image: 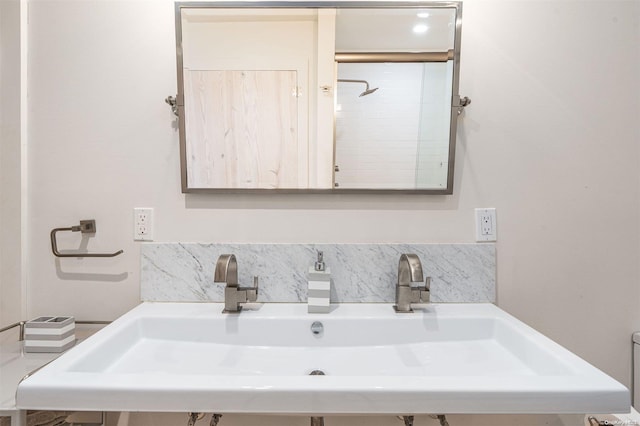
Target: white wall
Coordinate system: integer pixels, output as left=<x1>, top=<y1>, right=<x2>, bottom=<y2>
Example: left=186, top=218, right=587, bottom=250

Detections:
left=22, top=0, right=640, bottom=404
left=462, top=0, right=640, bottom=389
left=0, top=0, right=25, bottom=329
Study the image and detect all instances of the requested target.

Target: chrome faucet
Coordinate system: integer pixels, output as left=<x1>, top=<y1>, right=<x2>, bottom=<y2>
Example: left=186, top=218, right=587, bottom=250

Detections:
left=394, top=253, right=430, bottom=313
left=213, top=254, right=258, bottom=313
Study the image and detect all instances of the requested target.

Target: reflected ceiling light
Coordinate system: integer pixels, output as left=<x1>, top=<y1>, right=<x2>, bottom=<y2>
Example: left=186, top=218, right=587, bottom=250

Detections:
left=416, top=12, right=430, bottom=18
left=413, top=24, right=428, bottom=33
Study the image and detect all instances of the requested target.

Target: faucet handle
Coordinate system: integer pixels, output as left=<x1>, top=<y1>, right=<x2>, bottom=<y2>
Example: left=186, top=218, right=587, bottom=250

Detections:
left=422, top=276, right=431, bottom=303
left=241, top=276, right=259, bottom=303
left=411, top=276, right=431, bottom=304
left=252, top=276, right=259, bottom=296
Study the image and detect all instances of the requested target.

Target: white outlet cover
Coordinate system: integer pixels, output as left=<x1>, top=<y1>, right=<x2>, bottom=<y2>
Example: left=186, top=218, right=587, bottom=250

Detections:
left=475, top=208, right=497, bottom=242
left=134, top=208, right=154, bottom=241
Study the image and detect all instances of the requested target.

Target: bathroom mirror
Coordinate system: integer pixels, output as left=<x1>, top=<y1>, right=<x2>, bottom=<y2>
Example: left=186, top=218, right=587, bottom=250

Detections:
left=173, top=1, right=466, bottom=194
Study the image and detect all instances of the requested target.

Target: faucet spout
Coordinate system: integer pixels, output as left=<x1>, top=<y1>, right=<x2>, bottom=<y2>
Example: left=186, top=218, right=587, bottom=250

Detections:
left=397, top=253, right=423, bottom=287
left=214, top=254, right=258, bottom=313
left=214, top=254, right=238, bottom=286
left=394, top=254, right=429, bottom=313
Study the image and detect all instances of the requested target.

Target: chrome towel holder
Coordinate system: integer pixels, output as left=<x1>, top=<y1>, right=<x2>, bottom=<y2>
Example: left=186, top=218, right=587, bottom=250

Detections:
left=50, top=220, right=123, bottom=258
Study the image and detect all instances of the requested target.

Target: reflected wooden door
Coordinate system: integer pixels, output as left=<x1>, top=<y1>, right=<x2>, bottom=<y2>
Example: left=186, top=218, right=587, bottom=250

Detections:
left=185, top=69, right=299, bottom=189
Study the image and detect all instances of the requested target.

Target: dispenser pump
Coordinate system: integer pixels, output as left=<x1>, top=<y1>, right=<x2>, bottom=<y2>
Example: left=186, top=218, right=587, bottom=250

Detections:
left=315, top=251, right=325, bottom=271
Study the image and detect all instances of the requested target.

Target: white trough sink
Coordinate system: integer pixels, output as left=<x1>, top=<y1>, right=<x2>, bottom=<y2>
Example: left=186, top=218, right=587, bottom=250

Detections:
left=17, top=302, right=629, bottom=414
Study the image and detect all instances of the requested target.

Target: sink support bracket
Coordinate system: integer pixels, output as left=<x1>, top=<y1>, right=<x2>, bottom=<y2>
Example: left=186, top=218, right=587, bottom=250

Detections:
left=210, top=414, right=222, bottom=426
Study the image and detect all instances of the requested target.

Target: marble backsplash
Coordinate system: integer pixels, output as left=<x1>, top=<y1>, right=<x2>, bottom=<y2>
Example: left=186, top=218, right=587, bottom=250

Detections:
left=141, top=243, right=495, bottom=303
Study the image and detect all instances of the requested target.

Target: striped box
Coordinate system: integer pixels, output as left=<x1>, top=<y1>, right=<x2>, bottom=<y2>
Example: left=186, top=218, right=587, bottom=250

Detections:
left=24, top=316, right=75, bottom=353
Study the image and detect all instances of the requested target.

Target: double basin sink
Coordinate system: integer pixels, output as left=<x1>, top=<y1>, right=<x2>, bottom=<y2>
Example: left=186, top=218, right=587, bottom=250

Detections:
left=17, top=302, right=629, bottom=414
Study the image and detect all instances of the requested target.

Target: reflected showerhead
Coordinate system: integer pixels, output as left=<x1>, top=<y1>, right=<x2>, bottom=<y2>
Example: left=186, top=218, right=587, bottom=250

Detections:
left=359, top=87, right=379, bottom=97
left=338, top=79, right=379, bottom=97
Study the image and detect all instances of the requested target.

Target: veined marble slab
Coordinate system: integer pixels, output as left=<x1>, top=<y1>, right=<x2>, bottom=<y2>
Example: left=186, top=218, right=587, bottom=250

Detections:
left=141, top=243, right=495, bottom=303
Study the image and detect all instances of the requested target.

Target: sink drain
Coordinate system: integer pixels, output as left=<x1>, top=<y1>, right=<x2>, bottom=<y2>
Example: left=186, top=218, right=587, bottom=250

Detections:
left=309, top=369, right=326, bottom=376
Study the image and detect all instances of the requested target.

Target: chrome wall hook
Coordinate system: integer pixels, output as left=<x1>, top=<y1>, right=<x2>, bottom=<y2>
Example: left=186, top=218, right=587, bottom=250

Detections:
left=50, top=220, right=123, bottom=258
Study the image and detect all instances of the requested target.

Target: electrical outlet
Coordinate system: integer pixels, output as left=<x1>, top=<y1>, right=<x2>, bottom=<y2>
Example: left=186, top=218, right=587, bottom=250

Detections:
left=134, top=208, right=154, bottom=241
left=475, top=208, right=497, bottom=242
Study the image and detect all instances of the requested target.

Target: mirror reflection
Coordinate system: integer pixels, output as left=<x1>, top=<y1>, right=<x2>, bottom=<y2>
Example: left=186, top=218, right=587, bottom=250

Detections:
left=335, top=61, right=453, bottom=189
left=334, top=7, right=456, bottom=190
left=175, top=2, right=464, bottom=193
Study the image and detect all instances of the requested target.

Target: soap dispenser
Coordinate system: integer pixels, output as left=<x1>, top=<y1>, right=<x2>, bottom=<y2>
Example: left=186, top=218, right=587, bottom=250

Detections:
left=308, top=251, right=331, bottom=313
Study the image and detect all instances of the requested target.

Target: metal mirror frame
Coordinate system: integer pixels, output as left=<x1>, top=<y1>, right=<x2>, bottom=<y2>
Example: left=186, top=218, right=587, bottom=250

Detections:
left=173, top=1, right=465, bottom=194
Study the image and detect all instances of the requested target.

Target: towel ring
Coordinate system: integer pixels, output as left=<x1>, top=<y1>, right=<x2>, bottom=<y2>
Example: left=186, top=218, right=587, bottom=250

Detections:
left=50, top=220, right=123, bottom=258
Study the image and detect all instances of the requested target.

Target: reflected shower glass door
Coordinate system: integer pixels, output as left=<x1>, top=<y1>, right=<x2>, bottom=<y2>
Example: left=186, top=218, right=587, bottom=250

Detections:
left=334, top=61, right=452, bottom=189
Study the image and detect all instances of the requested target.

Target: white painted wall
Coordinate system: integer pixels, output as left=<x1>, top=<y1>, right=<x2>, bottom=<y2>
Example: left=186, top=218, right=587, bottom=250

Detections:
left=0, top=0, right=25, bottom=329
left=14, top=1, right=640, bottom=422
left=463, top=0, right=640, bottom=391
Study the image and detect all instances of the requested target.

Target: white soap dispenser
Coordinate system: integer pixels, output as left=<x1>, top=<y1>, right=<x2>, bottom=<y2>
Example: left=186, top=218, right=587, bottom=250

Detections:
left=308, top=251, right=331, bottom=313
